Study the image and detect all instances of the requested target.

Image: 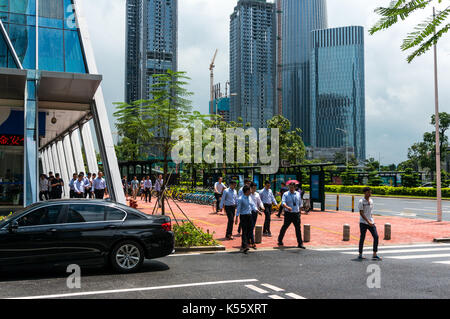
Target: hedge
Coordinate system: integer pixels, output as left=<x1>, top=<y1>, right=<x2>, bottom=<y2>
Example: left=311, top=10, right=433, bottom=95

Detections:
left=319, top=185, right=450, bottom=198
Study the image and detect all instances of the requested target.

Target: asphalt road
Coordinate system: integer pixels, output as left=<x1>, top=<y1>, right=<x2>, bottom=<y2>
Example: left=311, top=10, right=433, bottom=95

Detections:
left=1, top=243, right=449, bottom=299
left=324, top=194, right=450, bottom=221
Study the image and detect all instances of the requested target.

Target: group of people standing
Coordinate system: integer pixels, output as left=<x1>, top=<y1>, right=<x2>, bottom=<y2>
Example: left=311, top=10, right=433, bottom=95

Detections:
left=39, top=172, right=64, bottom=200
left=69, top=171, right=108, bottom=199
left=122, top=174, right=164, bottom=203
left=217, top=177, right=305, bottom=254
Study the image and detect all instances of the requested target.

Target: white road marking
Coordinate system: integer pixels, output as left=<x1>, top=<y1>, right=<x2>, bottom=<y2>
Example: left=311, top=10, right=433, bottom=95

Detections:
left=433, top=261, right=450, bottom=265
left=245, top=285, right=269, bottom=294
left=268, top=295, right=285, bottom=299
left=169, top=253, right=202, bottom=257
left=342, top=247, right=450, bottom=255
left=8, top=279, right=259, bottom=299
left=315, top=244, right=450, bottom=252
left=389, top=253, right=450, bottom=260
left=261, top=283, right=284, bottom=292
left=285, top=292, right=306, bottom=299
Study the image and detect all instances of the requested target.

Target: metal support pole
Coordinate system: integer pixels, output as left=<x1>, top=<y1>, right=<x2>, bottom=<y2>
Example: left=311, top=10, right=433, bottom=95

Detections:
left=352, top=195, right=355, bottom=212
left=63, top=134, right=76, bottom=177
left=51, top=144, right=60, bottom=176
left=336, top=194, right=340, bottom=211
left=80, top=122, right=99, bottom=174
left=57, top=140, right=70, bottom=198
left=70, top=129, right=86, bottom=174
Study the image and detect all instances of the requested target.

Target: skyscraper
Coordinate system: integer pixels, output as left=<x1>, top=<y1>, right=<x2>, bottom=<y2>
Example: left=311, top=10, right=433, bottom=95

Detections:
left=229, top=0, right=276, bottom=128
left=125, top=0, right=177, bottom=103
left=310, top=26, right=366, bottom=161
left=282, top=0, right=328, bottom=145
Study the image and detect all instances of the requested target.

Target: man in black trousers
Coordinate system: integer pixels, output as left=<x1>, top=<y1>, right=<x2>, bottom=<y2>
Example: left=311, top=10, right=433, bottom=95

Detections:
left=278, top=182, right=305, bottom=249
left=220, top=180, right=237, bottom=240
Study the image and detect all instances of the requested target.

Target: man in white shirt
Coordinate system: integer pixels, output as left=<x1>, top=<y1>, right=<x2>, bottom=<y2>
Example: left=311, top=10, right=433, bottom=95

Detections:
left=358, top=187, right=382, bottom=260
left=249, top=182, right=264, bottom=249
left=214, top=177, right=226, bottom=213
left=39, top=174, right=49, bottom=201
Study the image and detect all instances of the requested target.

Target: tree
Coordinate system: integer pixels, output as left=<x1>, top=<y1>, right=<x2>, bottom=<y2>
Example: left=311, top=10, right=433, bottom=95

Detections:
left=401, top=168, right=421, bottom=187
left=368, top=170, right=383, bottom=186
left=341, top=166, right=358, bottom=186
left=369, top=1, right=450, bottom=63
left=267, top=115, right=306, bottom=165
left=365, top=158, right=380, bottom=172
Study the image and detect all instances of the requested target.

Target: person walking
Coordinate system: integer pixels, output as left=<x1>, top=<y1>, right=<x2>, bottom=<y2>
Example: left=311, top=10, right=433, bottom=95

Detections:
left=90, top=173, right=97, bottom=198
left=214, top=177, right=226, bottom=213
left=219, top=180, right=238, bottom=240
left=49, top=173, right=64, bottom=199
left=235, top=185, right=257, bottom=254
left=122, top=176, right=129, bottom=199
left=155, top=174, right=163, bottom=204
left=47, top=172, right=54, bottom=199
left=277, top=182, right=288, bottom=217
left=93, top=172, right=107, bottom=199
left=278, top=182, right=305, bottom=249
left=144, top=176, right=152, bottom=203
left=68, top=173, right=78, bottom=199
left=249, top=182, right=264, bottom=249
left=39, top=174, right=49, bottom=201
left=131, top=176, right=139, bottom=200
left=259, top=180, right=278, bottom=237
left=140, top=178, right=145, bottom=201
left=237, top=179, right=251, bottom=234
left=83, top=173, right=92, bottom=198
left=358, top=187, right=382, bottom=260
left=74, top=174, right=85, bottom=198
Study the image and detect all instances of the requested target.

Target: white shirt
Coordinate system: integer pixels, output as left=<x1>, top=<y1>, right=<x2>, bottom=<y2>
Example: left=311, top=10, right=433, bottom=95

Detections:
left=358, top=198, right=374, bottom=225
left=250, top=192, right=264, bottom=211
left=39, top=178, right=49, bottom=192
left=214, top=182, right=226, bottom=194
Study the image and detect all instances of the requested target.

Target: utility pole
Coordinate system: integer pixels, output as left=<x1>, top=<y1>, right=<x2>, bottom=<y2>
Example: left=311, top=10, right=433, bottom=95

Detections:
left=433, top=7, right=442, bottom=222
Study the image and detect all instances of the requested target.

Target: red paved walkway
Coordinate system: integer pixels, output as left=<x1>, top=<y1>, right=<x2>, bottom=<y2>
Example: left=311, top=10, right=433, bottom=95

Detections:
left=133, top=197, right=450, bottom=250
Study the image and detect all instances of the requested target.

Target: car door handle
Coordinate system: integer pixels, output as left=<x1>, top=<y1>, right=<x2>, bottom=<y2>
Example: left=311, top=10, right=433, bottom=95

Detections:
left=105, top=225, right=117, bottom=230
left=46, top=228, right=58, bottom=233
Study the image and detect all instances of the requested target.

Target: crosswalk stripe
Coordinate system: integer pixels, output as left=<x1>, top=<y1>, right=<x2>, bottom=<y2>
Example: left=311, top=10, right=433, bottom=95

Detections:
left=389, top=253, right=450, bottom=260
left=285, top=293, right=306, bottom=299
left=261, top=283, right=284, bottom=292
left=315, top=244, right=450, bottom=252
left=268, top=295, right=285, bottom=299
left=433, top=261, right=450, bottom=265
left=341, top=247, right=450, bottom=255
left=245, top=285, right=268, bottom=294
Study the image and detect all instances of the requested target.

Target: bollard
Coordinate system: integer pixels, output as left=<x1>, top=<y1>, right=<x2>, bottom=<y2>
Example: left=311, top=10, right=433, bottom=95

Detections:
left=384, top=223, right=391, bottom=240
left=255, top=225, right=263, bottom=244
left=352, top=196, right=355, bottom=212
left=304, top=224, right=311, bottom=242
left=343, top=224, right=350, bottom=241
left=336, top=194, right=340, bottom=211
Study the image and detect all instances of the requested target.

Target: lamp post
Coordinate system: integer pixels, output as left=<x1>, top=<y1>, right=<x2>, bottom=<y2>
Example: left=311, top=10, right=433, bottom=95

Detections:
left=336, top=128, right=348, bottom=166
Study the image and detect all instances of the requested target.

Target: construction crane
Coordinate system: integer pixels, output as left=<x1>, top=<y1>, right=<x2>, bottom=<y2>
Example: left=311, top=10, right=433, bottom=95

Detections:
left=210, top=49, right=218, bottom=115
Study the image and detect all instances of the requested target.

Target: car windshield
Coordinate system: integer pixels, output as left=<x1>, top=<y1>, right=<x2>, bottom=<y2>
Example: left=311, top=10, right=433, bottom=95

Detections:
left=0, top=208, right=26, bottom=225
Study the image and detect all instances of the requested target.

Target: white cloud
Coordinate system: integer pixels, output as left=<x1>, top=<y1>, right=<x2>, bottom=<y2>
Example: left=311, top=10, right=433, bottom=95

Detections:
left=79, top=0, right=449, bottom=165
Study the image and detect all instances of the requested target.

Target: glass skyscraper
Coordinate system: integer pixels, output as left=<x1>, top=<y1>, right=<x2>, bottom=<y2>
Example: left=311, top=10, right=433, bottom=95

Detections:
left=310, top=26, right=366, bottom=161
left=125, top=0, right=177, bottom=103
left=229, top=0, right=276, bottom=128
left=282, top=0, right=327, bottom=145
left=0, top=0, right=125, bottom=209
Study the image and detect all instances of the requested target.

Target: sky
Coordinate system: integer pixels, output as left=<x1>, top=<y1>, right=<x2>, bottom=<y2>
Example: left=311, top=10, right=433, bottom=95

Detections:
left=77, top=0, right=450, bottom=165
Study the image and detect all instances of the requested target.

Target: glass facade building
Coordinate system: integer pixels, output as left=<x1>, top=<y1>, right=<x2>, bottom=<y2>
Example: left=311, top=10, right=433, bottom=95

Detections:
left=282, top=0, right=327, bottom=145
left=0, top=0, right=125, bottom=210
left=125, top=0, right=177, bottom=103
left=310, top=26, right=366, bottom=161
left=229, top=0, right=276, bottom=128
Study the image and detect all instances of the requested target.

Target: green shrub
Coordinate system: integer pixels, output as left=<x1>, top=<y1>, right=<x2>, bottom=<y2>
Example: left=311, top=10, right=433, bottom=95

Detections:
left=323, top=185, right=450, bottom=198
left=0, top=213, right=12, bottom=221
left=173, top=222, right=219, bottom=247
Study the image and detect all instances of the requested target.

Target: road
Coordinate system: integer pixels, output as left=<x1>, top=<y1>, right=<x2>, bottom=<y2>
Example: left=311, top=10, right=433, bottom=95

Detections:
left=324, top=194, right=450, bottom=221
left=1, top=243, right=449, bottom=299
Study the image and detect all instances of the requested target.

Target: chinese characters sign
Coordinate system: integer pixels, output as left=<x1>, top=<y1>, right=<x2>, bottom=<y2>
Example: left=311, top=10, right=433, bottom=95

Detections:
left=0, top=135, right=24, bottom=146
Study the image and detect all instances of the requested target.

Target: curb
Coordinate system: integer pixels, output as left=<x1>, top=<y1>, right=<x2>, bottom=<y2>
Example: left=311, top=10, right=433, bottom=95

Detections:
left=433, top=238, right=450, bottom=243
left=174, top=245, right=226, bottom=253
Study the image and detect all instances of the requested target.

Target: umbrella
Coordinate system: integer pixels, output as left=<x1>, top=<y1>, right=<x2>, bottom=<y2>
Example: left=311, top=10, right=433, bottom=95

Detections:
left=286, top=180, right=300, bottom=185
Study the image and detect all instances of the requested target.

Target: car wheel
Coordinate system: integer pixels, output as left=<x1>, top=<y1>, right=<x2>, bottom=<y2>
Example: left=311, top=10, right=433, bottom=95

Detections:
left=110, top=240, right=144, bottom=273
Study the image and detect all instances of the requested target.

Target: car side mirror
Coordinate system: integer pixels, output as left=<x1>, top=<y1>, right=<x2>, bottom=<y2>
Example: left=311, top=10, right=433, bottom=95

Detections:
left=8, top=220, right=18, bottom=232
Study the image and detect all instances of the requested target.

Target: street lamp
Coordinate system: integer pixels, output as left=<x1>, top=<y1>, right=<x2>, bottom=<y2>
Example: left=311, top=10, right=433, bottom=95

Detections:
left=336, top=128, right=348, bottom=166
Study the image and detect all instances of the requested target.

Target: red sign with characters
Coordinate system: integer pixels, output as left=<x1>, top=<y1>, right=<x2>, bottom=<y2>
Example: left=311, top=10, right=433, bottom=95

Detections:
left=0, top=135, right=24, bottom=146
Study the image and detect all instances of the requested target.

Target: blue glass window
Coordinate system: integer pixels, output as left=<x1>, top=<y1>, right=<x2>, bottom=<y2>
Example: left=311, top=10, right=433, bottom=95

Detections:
left=38, top=27, right=63, bottom=71
left=10, top=0, right=36, bottom=15
left=64, top=0, right=76, bottom=30
left=0, top=28, right=7, bottom=67
left=0, top=0, right=8, bottom=12
left=64, top=30, right=86, bottom=73
left=8, top=24, right=36, bottom=69
left=38, top=17, right=63, bottom=28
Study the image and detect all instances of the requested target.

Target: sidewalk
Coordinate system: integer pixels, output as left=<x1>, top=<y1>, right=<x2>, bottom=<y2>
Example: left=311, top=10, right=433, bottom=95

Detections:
left=134, top=197, right=450, bottom=250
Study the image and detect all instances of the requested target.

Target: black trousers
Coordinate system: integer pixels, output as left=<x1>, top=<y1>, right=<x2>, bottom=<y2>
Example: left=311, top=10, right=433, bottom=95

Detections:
left=69, top=190, right=75, bottom=199
left=145, top=187, right=152, bottom=202
left=263, top=203, right=272, bottom=234
left=249, top=211, right=258, bottom=245
left=359, top=223, right=379, bottom=254
left=94, top=189, right=105, bottom=199
left=39, top=191, right=49, bottom=201
left=278, top=212, right=303, bottom=246
left=225, top=205, right=236, bottom=237
left=214, top=193, right=222, bottom=212
left=74, top=192, right=84, bottom=198
left=239, top=214, right=253, bottom=249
